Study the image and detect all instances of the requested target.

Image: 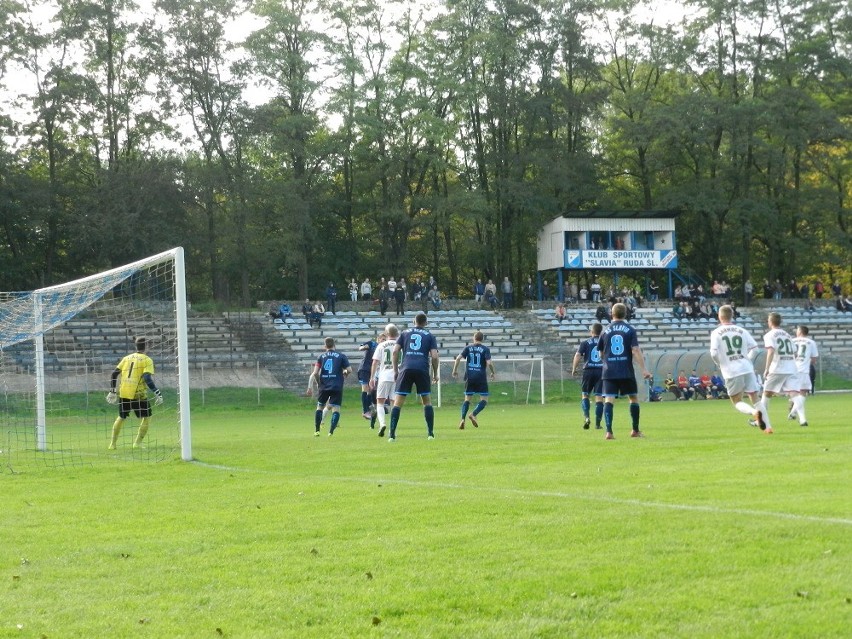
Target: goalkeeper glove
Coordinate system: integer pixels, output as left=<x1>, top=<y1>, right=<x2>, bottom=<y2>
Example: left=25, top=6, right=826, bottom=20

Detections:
left=106, top=391, right=118, bottom=405
left=154, top=390, right=164, bottom=406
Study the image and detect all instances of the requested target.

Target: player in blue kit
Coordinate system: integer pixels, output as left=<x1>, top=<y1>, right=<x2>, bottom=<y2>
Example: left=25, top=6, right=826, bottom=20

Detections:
left=451, top=331, right=496, bottom=429
left=307, top=337, right=352, bottom=436
left=571, top=322, right=604, bottom=430
left=389, top=312, right=440, bottom=441
left=357, top=336, right=379, bottom=420
left=597, top=303, right=652, bottom=439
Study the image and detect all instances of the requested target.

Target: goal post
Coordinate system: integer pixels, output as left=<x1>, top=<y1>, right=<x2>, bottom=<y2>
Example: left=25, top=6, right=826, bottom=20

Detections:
left=436, top=357, right=545, bottom=408
left=0, top=247, right=191, bottom=471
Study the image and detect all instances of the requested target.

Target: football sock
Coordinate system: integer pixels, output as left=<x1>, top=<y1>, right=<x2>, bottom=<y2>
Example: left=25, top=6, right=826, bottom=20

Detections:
left=792, top=395, right=807, bottom=423
left=330, top=411, right=340, bottom=434
left=424, top=405, right=434, bottom=436
left=603, top=403, right=614, bottom=432
left=361, top=391, right=370, bottom=413
left=629, top=403, right=640, bottom=430
left=461, top=400, right=470, bottom=419
left=755, top=399, right=772, bottom=429
left=595, top=402, right=604, bottom=426
left=390, top=406, right=401, bottom=438
left=315, top=409, right=323, bottom=432
left=109, top=417, right=125, bottom=448
left=735, top=401, right=755, bottom=415
left=321, top=406, right=331, bottom=424
left=134, top=418, right=150, bottom=447
left=473, top=399, right=487, bottom=415
left=581, top=396, right=590, bottom=418
left=376, top=401, right=386, bottom=429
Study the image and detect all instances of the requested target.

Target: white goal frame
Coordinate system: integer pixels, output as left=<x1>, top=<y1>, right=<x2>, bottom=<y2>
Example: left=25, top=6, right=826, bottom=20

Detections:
left=435, top=357, right=545, bottom=407
left=1, top=247, right=192, bottom=463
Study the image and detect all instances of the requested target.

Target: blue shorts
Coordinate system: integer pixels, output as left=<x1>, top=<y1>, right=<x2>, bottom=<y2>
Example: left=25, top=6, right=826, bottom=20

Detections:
left=581, top=369, right=603, bottom=396
left=602, top=378, right=638, bottom=398
left=357, top=370, right=372, bottom=385
left=464, top=377, right=489, bottom=396
left=317, top=388, right=343, bottom=407
left=395, top=369, right=432, bottom=396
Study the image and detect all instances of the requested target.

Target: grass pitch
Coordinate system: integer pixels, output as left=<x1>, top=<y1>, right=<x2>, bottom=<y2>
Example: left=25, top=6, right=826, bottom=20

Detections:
left=2, top=390, right=850, bottom=638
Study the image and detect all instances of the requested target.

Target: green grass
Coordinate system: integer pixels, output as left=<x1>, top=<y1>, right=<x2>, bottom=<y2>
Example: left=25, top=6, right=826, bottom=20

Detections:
left=2, top=391, right=851, bottom=638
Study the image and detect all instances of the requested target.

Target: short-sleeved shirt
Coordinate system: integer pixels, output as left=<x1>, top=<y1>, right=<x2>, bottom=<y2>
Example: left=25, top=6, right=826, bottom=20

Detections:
left=396, top=328, right=438, bottom=374
left=763, top=328, right=798, bottom=375
left=116, top=352, right=155, bottom=400
left=358, top=340, right=378, bottom=382
left=792, top=337, right=818, bottom=375
left=709, top=323, right=759, bottom=379
left=576, top=337, right=603, bottom=370
left=314, top=350, right=350, bottom=391
left=458, top=343, right=491, bottom=394
left=372, top=340, right=396, bottom=383
left=597, top=321, right=639, bottom=380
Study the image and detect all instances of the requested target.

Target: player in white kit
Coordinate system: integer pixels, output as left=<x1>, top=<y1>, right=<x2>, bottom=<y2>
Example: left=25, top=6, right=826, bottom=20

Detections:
left=759, top=312, right=798, bottom=433
left=709, top=305, right=770, bottom=433
left=787, top=325, right=819, bottom=426
left=370, top=324, right=400, bottom=438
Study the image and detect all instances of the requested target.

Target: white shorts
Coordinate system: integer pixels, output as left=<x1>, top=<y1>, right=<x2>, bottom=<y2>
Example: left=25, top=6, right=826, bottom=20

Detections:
left=788, top=371, right=812, bottom=392
left=763, top=372, right=794, bottom=394
left=376, top=379, right=395, bottom=401
left=725, top=371, right=759, bottom=397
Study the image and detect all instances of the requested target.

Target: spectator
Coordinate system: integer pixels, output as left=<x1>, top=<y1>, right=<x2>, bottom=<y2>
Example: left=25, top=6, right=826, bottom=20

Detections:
left=501, top=276, right=514, bottom=309
left=814, top=280, right=824, bottom=299
left=360, top=277, right=372, bottom=301
left=649, top=279, right=659, bottom=302
left=831, top=280, right=842, bottom=297
left=310, top=300, right=325, bottom=328
left=378, top=285, right=390, bottom=315
left=837, top=296, right=851, bottom=312
left=428, top=285, right=442, bottom=310
left=473, top=279, right=485, bottom=304
left=688, top=370, right=707, bottom=399
left=301, top=299, right=312, bottom=321
left=394, top=283, right=406, bottom=314
left=595, top=304, right=609, bottom=322
left=579, top=285, right=588, bottom=302
left=555, top=302, right=567, bottom=324
left=664, top=373, right=684, bottom=400
left=542, top=280, right=551, bottom=301
left=484, top=279, right=497, bottom=306
left=325, top=282, right=338, bottom=314
left=710, top=372, right=727, bottom=399
left=744, top=279, right=754, bottom=306
left=762, top=279, right=773, bottom=300
left=523, top=277, right=535, bottom=301
left=348, top=278, right=359, bottom=302
left=677, top=371, right=694, bottom=400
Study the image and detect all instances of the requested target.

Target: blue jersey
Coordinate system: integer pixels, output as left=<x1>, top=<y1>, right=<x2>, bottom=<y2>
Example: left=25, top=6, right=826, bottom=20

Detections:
left=397, top=328, right=438, bottom=373
left=358, top=340, right=378, bottom=374
left=315, top=350, right=350, bottom=391
left=576, top=337, right=603, bottom=369
left=597, top=321, right=639, bottom=380
left=459, top=343, right=491, bottom=383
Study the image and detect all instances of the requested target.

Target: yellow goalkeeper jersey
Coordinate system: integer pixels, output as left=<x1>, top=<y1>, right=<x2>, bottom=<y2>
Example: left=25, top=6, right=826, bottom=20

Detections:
left=116, top=352, right=156, bottom=400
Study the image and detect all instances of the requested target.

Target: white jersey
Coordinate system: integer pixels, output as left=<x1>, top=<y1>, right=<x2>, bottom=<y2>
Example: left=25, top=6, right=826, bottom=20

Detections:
left=763, top=327, right=798, bottom=375
left=709, top=323, right=759, bottom=379
left=372, top=340, right=396, bottom=383
left=792, top=336, right=819, bottom=375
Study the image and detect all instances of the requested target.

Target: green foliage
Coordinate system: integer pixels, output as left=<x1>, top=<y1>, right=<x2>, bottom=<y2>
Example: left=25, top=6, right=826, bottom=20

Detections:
left=0, top=0, right=848, bottom=299
left=2, top=395, right=851, bottom=637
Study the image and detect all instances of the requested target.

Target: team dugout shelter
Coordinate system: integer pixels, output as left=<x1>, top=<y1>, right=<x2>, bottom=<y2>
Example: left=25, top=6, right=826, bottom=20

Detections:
left=536, top=211, right=681, bottom=301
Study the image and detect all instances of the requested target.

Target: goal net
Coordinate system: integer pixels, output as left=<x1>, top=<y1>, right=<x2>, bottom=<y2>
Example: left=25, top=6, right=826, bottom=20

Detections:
left=0, top=248, right=191, bottom=473
left=435, top=357, right=545, bottom=408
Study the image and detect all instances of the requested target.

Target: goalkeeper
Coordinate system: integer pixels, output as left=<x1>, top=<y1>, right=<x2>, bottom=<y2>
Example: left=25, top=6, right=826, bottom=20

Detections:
left=107, top=336, right=163, bottom=450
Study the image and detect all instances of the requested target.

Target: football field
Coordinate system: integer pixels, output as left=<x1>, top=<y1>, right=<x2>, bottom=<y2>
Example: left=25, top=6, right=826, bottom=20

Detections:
left=3, top=391, right=851, bottom=638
